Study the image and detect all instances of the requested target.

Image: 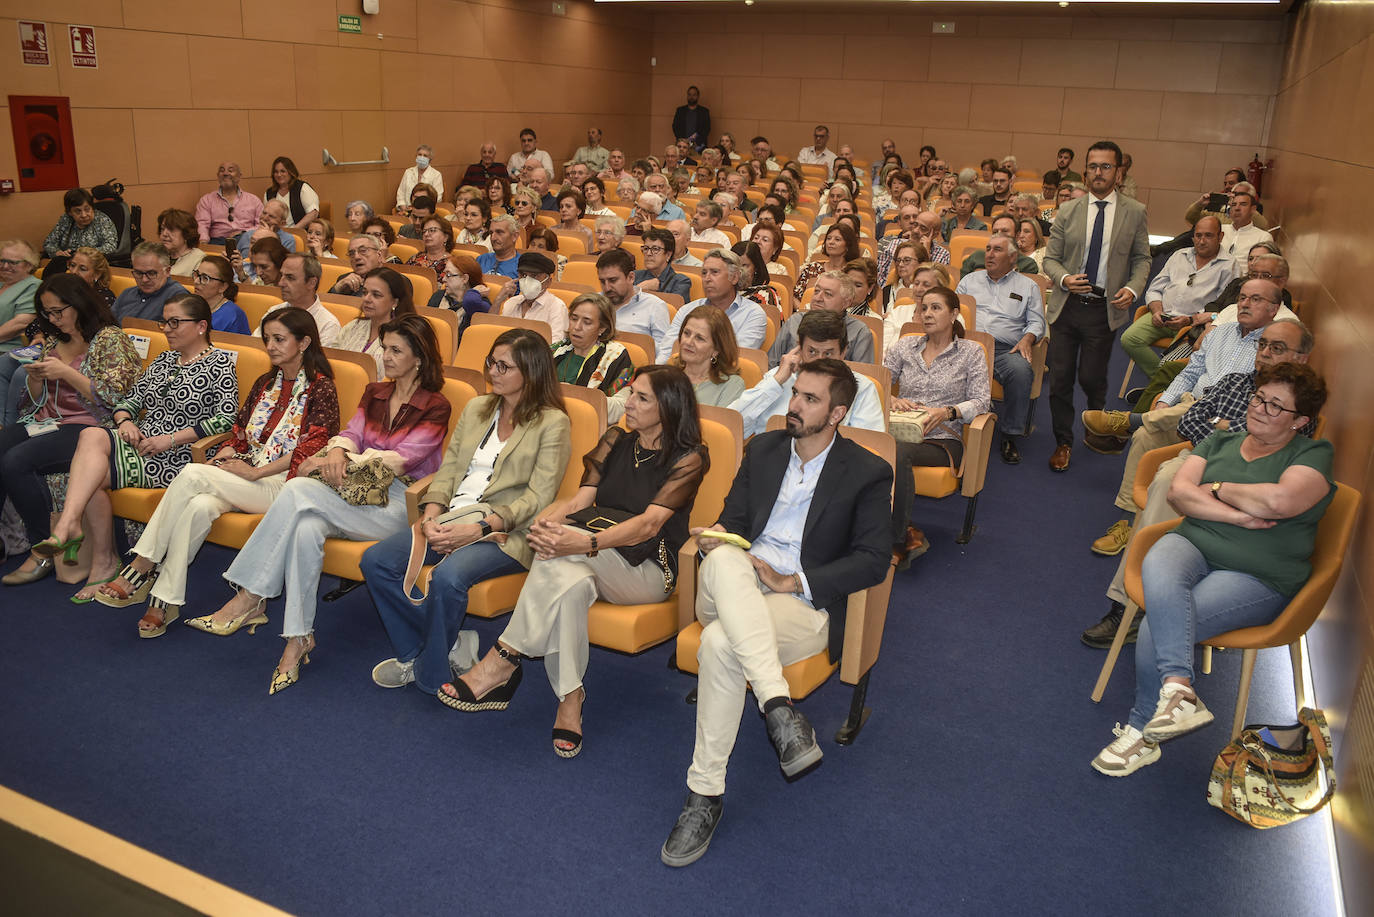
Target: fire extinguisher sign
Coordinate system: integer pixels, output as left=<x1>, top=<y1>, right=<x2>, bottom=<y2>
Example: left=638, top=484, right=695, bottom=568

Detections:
left=18, top=21, right=50, bottom=66
left=69, top=25, right=97, bottom=69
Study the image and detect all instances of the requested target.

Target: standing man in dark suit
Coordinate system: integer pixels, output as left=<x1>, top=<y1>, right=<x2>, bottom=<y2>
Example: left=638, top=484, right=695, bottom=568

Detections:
left=660, top=359, right=893, bottom=867
left=672, top=86, right=711, bottom=153
left=1042, top=140, right=1151, bottom=472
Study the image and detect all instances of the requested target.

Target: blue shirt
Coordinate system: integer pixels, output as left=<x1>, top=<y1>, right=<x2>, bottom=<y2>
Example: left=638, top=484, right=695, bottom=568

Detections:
left=1161, top=320, right=1264, bottom=405
left=634, top=266, right=692, bottom=302
left=236, top=228, right=296, bottom=259
left=748, top=434, right=838, bottom=604
left=614, top=291, right=671, bottom=343
left=477, top=251, right=520, bottom=279
left=113, top=279, right=190, bottom=322
left=658, top=200, right=686, bottom=223
left=656, top=296, right=768, bottom=362
left=210, top=300, right=250, bottom=335
left=955, top=269, right=1046, bottom=347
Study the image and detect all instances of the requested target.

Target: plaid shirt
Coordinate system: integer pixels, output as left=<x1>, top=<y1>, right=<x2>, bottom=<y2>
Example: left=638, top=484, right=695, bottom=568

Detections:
left=1176, top=370, right=1318, bottom=446
left=876, top=234, right=952, bottom=287
left=1161, top=321, right=1263, bottom=405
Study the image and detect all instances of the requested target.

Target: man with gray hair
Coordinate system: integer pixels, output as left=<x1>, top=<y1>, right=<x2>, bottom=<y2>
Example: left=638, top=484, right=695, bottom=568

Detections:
left=236, top=199, right=297, bottom=261
left=767, top=271, right=874, bottom=365
left=656, top=249, right=767, bottom=360
left=691, top=200, right=731, bottom=247
left=630, top=192, right=665, bottom=237
left=329, top=234, right=388, bottom=295
left=196, top=161, right=262, bottom=245
left=113, top=242, right=188, bottom=321
left=395, top=144, right=444, bottom=214
left=527, top=166, right=557, bottom=211
left=644, top=173, right=685, bottom=222
left=956, top=235, right=1046, bottom=464
left=1007, top=192, right=1052, bottom=237
left=477, top=215, right=521, bottom=278
left=460, top=141, right=509, bottom=188
left=255, top=253, right=341, bottom=346
left=668, top=220, right=701, bottom=268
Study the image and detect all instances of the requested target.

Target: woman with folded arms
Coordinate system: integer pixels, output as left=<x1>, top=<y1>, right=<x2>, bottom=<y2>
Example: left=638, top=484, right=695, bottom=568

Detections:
left=1, top=274, right=140, bottom=586
left=553, top=293, right=634, bottom=395
left=336, top=267, right=417, bottom=378
left=201, top=315, right=451, bottom=693
left=42, top=293, right=237, bottom=606
left=191, top=255, right=250, bottom=334
left=609, top=307, right=743, bottom=421
left=441, top=365, right=707, bottom=758
left=364, top=328, right=570, bottom=698
left=1092, top=363, right=1334, bottom=777
left=94, top=308, right=339, bottom=631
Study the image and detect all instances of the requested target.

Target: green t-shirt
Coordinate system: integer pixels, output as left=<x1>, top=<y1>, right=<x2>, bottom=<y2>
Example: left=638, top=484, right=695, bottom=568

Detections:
left=0, top=274, right=40, bottom=353
left=1176, top=430, right=1335, bottom=597
left=556, top=350, right=586, bottom=385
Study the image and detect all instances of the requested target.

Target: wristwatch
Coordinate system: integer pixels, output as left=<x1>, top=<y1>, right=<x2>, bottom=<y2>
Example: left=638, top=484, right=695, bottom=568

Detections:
left=587, top=534, right=599, bottom=557
left=1211, top=482, right=1223, bottom=500
left=478, top=519, right=493, bottom=537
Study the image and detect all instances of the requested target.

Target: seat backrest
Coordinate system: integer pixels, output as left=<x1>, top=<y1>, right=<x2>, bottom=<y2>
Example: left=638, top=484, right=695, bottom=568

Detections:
left=326, top=349, right=378, bottom=421
left=454, top=322, right=506, bottom=371
left=416, top=306, right=459, bottom=362
left=846, top=360, right=891, bottom=423
left=737, top=348, right=767, bottom=388
left=613, top=333, right=653, bottom=368
left=853, top=313, right=884, bottom=365
left=469, top=311, right=553, bottom=343
left=318, top=261, right=351, bottom=293
left=1259, top=483, right=1363, bottom=644
left=391, top=264, right=435, bottom=304
left=214, top=334, right=274, bottom=405
left=120, top=319, right=169, bottom=368
left=235, top=290, right=284, bottom=331
left=93, top=199, right=133, bottom=260
left=108, top=268, right=137, bottom=296
left=691, top=405, right=744, bottom=529
left=964, top=331, right=996, bottom=385
left=558, top=383, right=608, bottom=500
left=436, top=375, right=479, bottom=448
left=559, top=260, right=599, bottom=288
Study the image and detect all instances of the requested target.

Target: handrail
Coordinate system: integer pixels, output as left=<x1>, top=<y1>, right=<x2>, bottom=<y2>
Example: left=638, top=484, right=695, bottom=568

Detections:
left=322, top=147, right=390, bottom=167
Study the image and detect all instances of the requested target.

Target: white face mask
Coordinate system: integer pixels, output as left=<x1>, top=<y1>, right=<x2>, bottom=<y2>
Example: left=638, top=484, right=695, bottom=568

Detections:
left=415, top=156, right=430, bottom=170
left=518, top=276, right=543, bottom=300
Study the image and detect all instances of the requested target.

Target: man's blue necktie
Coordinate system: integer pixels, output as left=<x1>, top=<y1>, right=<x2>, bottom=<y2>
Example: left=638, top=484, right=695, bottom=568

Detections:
left=1084, top=199, right=1107, bottom=288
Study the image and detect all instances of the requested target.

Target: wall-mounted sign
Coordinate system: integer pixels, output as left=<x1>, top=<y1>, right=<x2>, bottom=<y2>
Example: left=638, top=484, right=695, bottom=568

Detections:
left=18, top=21, right=49, bottom=66
left=338, top=15, right=362, bottom=33
left=69, top=25, right=97, bottom=69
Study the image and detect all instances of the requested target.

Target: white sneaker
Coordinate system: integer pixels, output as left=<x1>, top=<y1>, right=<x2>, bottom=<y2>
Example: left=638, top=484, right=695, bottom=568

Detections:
left=371, top=657, right=415, bottom=688
left=1142, top=683, right=1213, bottom=742
left=448, top=630, right=480, bottom=676
left=1091, top=723, right=1160, bottom=777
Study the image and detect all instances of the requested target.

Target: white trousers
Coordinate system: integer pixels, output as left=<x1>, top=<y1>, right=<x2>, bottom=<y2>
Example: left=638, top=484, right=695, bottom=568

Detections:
left=499, top=548, right=668, bottom=701
left=132, top=463, right=285, bottom=606
left=686, top=546, right=828, bottom=797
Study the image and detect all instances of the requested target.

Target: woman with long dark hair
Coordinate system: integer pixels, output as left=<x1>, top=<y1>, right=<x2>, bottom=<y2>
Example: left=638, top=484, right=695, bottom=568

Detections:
left=264, top=156, right=320, bottom=227
left=336, top=267, right=417, bottom=377
left=440, top=365, right=708, bottom=759
left=364, top=328, right=571, bottom=700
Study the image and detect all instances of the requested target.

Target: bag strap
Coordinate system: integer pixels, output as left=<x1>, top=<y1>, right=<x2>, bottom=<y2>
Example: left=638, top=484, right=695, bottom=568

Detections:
left=402, top=520, right=430, bottom=606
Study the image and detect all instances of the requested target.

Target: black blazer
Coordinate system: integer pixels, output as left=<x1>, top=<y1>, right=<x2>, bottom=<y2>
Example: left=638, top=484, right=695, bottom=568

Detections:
left=716, top=430, right=893, bottom=661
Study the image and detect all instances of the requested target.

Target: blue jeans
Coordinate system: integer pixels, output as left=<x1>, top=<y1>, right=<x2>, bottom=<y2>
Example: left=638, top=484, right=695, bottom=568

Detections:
left=1129, top=532, right=1287, bottom=729
left=1, top=358, right=27, bottom=427
left=992, top=340, right=1033, bottom=436
left=361, top=529, right=525, bottom=694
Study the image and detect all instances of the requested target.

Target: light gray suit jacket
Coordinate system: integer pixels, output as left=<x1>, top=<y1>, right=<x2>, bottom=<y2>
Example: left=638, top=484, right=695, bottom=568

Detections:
left=1042, top=193, right=1151, bottom=330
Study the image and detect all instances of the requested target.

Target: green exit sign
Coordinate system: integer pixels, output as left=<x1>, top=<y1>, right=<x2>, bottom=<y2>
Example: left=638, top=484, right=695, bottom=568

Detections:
left=338, top=15, right=362, bottom=33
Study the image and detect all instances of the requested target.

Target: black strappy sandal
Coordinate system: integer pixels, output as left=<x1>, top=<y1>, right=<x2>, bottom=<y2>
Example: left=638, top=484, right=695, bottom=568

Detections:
left=437, top=643, right=524, bottom=712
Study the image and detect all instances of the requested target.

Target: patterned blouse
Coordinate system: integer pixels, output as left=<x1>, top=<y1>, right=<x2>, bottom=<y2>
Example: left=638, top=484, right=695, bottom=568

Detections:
left=227, top=370, right=340, bottom=478
left=793, top=260, right=829, bottom=301
left=883, top=335, right=992, bottom=441
left=110, top=348, right=239, bottom=488
left=29, top=326, right=141, bottom=426
left=335, top=319, right=385, bottom=379
left=407, top=251, right=450, bottom=286
left=42, top=212, right=119, bottom=256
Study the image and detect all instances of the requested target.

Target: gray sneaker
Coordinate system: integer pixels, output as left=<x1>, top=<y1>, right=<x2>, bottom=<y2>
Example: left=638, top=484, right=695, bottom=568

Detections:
left=660, top=792, right=723, bottom=867
left=764, top=704, right=823, bottom=778
left=371, top=657, right=415, bottom=688
left=448, top=629, right=480, bottom=676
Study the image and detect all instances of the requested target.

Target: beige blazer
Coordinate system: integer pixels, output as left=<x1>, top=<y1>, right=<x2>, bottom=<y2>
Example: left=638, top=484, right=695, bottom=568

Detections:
left=422, top=397, right=572, bottom=568
left=1042, top=193, right=1151, bottom=330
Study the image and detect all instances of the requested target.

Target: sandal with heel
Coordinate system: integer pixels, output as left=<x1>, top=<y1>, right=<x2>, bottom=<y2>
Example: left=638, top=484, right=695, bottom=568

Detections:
left=137, top=598, right=180, bottom=639
left=438, top=644, right=524, bottom=712
left=552, top=687, right=585, bottom=759
left=94, top=563, right=157, bottom=608
left=268, top=635, right=315, bottom=695
left=34, top=534, right=85, bottom=566
left=184, top=593, right=268, bottom=636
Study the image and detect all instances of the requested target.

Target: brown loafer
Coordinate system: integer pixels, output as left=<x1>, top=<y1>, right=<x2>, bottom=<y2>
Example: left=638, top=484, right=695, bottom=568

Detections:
left=1049, top=444, right=1071, bottom=472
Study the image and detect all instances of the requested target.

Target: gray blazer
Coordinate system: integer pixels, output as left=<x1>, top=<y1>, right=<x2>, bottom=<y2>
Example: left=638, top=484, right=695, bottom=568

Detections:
left=422, top=398, right=572, bottom=568
left=1042, top=194, right=1151, bottom=330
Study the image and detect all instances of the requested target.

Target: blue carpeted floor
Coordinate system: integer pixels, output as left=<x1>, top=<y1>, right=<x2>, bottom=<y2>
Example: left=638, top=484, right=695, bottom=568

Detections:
left=0, top=348, right=1339, bottom=916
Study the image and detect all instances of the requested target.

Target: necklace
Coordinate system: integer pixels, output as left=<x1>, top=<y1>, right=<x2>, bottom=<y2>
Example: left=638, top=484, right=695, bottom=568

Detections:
left=633, top=438, right=659, bottom=469
left=178, top=346, right=210, bottom=366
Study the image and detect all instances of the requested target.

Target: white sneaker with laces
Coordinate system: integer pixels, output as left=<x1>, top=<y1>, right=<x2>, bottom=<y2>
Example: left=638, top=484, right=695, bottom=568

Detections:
left=448, top=629, right=480, bottom=675
left=1091, top=723, right=1160, bottom=777
left=1143, top=682, right=1213, bottom=742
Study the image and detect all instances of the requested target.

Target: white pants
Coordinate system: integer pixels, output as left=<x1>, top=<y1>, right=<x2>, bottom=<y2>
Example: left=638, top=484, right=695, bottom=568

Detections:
left=499, top=548, right=668, bottom=701
left=132, top=463, right=285, bottom=606
left=686, top=546, right=828, bottom=797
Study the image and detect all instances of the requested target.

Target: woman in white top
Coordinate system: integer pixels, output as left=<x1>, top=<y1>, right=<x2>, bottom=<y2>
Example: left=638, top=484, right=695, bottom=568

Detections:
left=751, top=223, right=790, bottom=277
left=581, top=177, right=615, bottom=217
left=157, top=208, right=206, bottom=276
left=336, top=267, right=416, bottom=378
left=264, top=156, right=320, bottom=227
left=455, top=199, right=492, bottom=249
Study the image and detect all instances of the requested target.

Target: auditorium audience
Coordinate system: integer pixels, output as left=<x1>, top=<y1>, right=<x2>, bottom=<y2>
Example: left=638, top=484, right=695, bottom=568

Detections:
left=598, top=248, right=669, bottom=342
left=882, top=262, right=950, bottom=352
left=460, top=142, right=509, bottom=188
left=794, top=222, right=860, bottom=301
left=507, top=129, right=554, bottom=180
left=0, top=241, right=41, bottom=352
left=196, top=162, right=264, bottom=245
left=344, top=200, right=374, bottom=233
left=478, top=215, right=522, bottom=279
left=555, top=189, right=595, bottom=252
left=407, top=216, right=456, bottom=284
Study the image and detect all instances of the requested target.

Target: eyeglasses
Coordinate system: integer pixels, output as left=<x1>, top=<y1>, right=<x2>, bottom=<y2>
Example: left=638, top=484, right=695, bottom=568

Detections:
left=157, top=317, right=197, bottom=330
left=1249, top=392, right=1298, bottom=417
left=895, top=256, right=919, bottom=265
left=1255, top=338, right=1291, bottom=354
left=641, top=246, right=665, bottom=255
left=485, top=357, right=516, bottom=375
left=1084, top=163, right=1116, bottom=173
left=131, top=268, right=163, bottom=280
left=1236, top=293, right=1277, bottom=305
left=0, top=258, right=26, bottom=268
left=192, top=271, right=227, bottom=284
left=41, top=304, right=72, bottom=320
left=1247, top=271, right=1276, bottom=280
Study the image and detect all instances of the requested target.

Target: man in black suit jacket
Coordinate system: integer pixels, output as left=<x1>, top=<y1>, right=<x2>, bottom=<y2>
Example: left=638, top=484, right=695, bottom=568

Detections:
left=660, top=359, right=892, bottom=868
left=672, top=86, right=711, bottom=152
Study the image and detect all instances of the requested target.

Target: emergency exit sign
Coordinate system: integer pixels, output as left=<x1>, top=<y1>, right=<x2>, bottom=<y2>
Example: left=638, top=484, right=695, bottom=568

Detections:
left=338, top=15, right=362, bottom=33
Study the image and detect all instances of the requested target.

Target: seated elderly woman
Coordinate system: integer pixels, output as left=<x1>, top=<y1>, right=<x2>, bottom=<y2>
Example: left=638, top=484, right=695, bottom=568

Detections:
left=336, top=267, right=418, bottom=378
left=427, top=253, right=491, bottom=335
left=942, top=186, right=989, bottom=239
left=304, top=218, right=339, bottom=260
left=407, top=216, right=456, bottom=284
left=511, top=187, right=541, bottom=242
left=364, top=328, right=570, bottom=695
left=794, top=221, right=860, bottom=302
left=344, top=200, right=374, bottom=233
left=1092, top=362, right=1334, bottom=777
left=264, top=156, right=320, bottom=227
left=1, top=274, right=141, bottom=587
left=554, top=292, right=634, bottom=394
left=40, top=293, right=238, bottom=605
left=157, top=208, right=206, bottom=275
left=873, top=168, right=914, bottom=217
left=1016, top=217, right=1046, bottom=270
left=94, top=308, right=339, bottom=626
left=66, top=246, right=117, bottom=309
left=201, top=315, right=451, bottom=693
left=749, top=223, right=789, bottom=277
left=191, top=255, right=250, bottom=334
left=555, top=189, right=595, bottom=252
left=614, top=305, right=743, bottom=421
left=455, top=198, right=492, bottom=248
left=593, top=215, right=626, bottom=255
left=882, top=260, right=948, bottom=351
left=615, top=176, right=641, bottom=205
left=42, top=188, right=118, bottom=265
left=486, top=175, right=515, bottom=216
left=882, top=285, right=991, bottom=567
left=441, top=365, right=707, bottom=757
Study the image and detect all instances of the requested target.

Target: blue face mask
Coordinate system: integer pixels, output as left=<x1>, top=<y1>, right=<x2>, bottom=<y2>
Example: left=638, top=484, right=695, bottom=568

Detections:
left=415, top=156, right=430, bottom=171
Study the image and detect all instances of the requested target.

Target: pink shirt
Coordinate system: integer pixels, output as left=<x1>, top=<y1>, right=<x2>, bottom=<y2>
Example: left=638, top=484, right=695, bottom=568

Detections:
left=35, top=355, right=97, bottom=426
left=195, top=188, right=264, bottom=241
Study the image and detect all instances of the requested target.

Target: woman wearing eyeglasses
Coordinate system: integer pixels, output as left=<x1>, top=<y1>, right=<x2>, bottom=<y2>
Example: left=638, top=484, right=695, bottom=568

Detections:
left=36, top=293, right=238, bottom=605
left=0, top=274, right=140, bottom=587
left=363, top=328, right=570, bottom=700
left=407, top=216, right=456, bottom=285
left=191, top=255, right=249, bottom=334
left=1092, top=361, right=1335, bottom=778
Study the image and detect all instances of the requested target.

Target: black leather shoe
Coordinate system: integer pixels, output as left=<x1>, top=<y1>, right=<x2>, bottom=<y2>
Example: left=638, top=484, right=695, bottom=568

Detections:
left=322, top=578, right=363, bottom=602
left=1124, top=387, right=1145, bottom=405
left=1083, top=432, right=1128, bottom=455
left=660, top=792, right=723, bottom=867
left=1081, top=603, right=1140, bottom=649
left=765, top=704, right=823, bottom=778
left=999, top=438, right=1021, bottom=464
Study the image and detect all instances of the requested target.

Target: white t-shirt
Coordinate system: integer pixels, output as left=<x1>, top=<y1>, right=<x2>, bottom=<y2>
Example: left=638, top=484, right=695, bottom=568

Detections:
left=449, top=417, right=507, bottom=509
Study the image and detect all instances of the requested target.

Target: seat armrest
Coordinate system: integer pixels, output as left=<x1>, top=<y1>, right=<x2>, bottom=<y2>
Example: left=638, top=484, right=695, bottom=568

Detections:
left=959, top=412, right=997, bottom=497
left=1121, top=517, right=1184, bottom=607
left=1131, top=441, right=1190, bottom=511
left=190, top=432, right=232, bottom=464
left=675, top=537, right=700, bottom=633
left=406, top=474, right=436, bottom=524
left=839, top=562, right=896, bottom=685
